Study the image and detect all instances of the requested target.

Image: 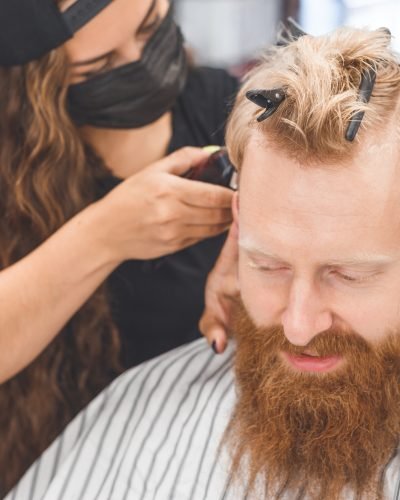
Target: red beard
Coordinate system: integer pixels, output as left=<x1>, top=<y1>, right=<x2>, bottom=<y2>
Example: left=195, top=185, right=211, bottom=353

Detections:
left=224, top=302, right=400, bottom=499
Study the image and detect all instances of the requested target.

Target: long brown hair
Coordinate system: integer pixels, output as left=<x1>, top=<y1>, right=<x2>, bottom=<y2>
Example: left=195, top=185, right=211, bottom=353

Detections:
left=0, top=30, right=121, bottom=496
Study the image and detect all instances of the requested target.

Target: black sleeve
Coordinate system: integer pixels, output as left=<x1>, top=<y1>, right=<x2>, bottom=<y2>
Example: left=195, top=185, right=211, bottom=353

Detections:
left=108, top=67, right=239, bottom=369
left=168, top=66, right=239, bottom=151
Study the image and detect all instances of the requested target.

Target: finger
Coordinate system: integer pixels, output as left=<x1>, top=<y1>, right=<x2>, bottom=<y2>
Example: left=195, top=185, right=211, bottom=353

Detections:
left=157, top=147, right=210, bottom=176
left=169, top=227, right=229, bottom=253
left=182, top=207, right=233, bottom=227
left=218, top=275, right=240, bottom=300
left=180, top=223, right=231, bottom=243
left=172, top=177, right=234, bottom=208
left=199, top=317, right=228, bottom=354
left=209, top=224, right=239, bottom=280
left=211, top=328, right=228, bottom=354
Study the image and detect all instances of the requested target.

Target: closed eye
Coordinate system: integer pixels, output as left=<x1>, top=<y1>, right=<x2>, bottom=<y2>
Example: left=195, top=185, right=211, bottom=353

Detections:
left=78, top=55, right=115, bottom=79
left=337, top=273, right=359, bottom=282
left=137, top=15, right=161, bottom=36
left=331, top=270, right=376, bottom=284
left=248, top=261, right=289, bottom=273
left=73, top=14, right=162, bottom=80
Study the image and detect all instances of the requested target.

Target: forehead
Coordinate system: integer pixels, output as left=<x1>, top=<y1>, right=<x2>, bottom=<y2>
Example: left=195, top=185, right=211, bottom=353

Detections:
left=239, top=132, right=400, bottom=259
left=63, top=0, right=154, bottom=61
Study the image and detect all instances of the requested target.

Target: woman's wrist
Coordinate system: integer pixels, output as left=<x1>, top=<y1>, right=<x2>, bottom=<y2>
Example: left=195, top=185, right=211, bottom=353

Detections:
left=69, top=200, right=124, bottom=272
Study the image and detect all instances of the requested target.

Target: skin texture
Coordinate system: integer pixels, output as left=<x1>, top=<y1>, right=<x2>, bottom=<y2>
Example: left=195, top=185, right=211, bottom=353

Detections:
left=201, top=130, right=400, bottom=351
left=236, top=129, right=400, bottom=348
left=200, top=223, right=239, bottom=352
left=219, top=124, right=400, bottom=499
left=64, top=0, right=169, bottom=79
left=64, top=0, right=173, bottom=178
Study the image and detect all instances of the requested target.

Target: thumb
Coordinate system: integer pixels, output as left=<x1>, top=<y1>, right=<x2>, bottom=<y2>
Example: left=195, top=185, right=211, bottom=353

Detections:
left=200, top=315, right=228, bottom=354
left=157, top=146, right=210, bottom=176
left=215, top=222, right=239, bottom=277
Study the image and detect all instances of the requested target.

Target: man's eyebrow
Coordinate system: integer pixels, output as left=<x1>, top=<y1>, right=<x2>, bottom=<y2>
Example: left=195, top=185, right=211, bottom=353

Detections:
left=239, top=239, right=394, bottom=267
left=71, top=0, right=158, bottom=67
left=239, top=240, right=286, bottom=263
left=324, top=255, right=394, bottom=267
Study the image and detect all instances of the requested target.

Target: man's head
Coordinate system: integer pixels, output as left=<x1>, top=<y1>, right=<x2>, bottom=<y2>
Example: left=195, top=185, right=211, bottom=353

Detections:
left=224, top=26, right=400, bottom=499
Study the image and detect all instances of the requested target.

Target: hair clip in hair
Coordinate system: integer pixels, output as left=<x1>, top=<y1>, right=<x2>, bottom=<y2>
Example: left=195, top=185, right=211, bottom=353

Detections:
left=345, top=67, right=377, bottom=142
left=277, top=17, right=308, bottom=46
left=345, top=27, right=390, bottom=141
left=287, top=17, right=308, bottom=39
left=378, top=27, right=392, bottom=41
left=246, top=89, right=286, bottom=122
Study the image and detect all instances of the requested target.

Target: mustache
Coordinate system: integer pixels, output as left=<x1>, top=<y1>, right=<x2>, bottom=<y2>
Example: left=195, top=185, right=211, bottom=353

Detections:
left=234, top=307, right=382, bottom=359
left=274, top=326, right=371, bottom=357
left=226, top=303, right=400, bottom=499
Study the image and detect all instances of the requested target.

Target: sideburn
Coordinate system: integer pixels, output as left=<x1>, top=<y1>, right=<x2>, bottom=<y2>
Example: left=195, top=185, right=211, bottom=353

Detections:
left=222, top=302, right=400, bottom=500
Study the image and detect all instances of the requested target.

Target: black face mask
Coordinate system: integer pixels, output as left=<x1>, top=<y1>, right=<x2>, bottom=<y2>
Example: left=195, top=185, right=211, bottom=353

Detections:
left=67, top=8, right=188, bottom=129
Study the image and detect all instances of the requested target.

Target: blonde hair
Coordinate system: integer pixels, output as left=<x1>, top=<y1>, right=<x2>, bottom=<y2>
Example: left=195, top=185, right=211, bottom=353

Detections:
left=226, top=26, right=400, bottom=167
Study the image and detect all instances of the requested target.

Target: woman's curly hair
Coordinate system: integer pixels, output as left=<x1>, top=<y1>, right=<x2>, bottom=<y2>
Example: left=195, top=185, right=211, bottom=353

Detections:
left=0, top=18, right=121, bottom=496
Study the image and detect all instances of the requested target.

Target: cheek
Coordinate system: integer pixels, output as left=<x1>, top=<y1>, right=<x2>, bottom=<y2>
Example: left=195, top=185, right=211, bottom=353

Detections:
left=159, top=0, right=170, bottom=15
left=338, top=290, right=400, bottom=343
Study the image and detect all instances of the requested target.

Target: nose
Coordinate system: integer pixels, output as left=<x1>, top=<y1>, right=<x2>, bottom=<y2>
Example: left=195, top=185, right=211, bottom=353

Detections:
left=281, top=278, right=333, bottom=346
left=114, top=39, right=142, bottom=65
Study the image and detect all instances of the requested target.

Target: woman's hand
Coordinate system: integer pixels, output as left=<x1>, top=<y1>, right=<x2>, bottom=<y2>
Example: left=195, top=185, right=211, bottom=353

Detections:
left=199, top=223, right=240, bottom=353
left=97, top=147, right=234, bottom=262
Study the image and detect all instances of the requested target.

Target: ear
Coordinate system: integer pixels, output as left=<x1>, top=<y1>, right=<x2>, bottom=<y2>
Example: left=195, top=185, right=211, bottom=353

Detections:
left=232, top=192, right=239, bottom=231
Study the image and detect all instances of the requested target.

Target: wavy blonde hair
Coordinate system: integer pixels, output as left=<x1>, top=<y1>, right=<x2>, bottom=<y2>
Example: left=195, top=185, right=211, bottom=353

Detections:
left=0, top=19, right=121, bottom=497
left=227, top=27, right=400, bottom=167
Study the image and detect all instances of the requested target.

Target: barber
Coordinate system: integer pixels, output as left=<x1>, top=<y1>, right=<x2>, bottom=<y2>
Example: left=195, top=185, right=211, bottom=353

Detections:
left=0, top=0, right=237, bottom=493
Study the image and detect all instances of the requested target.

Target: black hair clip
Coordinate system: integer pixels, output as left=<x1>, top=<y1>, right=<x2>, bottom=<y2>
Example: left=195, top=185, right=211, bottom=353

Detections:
left=379, top=27, right=392, bottom=40
left=277, top=17, right=308, bottom=47
left=345, top=66, right=377, bottom=141
left=345, top=27, right=390, bottom=141
left=246, top=89, right=286, bottom=122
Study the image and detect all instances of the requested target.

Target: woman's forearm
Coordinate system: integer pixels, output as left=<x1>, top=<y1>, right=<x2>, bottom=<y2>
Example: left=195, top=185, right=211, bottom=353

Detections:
left=0, top=201, right=119, bottom=383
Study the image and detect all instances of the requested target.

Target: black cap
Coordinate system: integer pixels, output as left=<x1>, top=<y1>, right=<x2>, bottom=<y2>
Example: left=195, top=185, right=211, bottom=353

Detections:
left=0, top=0, right=112, bottom=67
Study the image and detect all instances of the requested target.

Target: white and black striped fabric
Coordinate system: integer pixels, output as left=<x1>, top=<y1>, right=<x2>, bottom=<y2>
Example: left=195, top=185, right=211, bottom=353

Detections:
left=6, top=338, right=400, bottom=500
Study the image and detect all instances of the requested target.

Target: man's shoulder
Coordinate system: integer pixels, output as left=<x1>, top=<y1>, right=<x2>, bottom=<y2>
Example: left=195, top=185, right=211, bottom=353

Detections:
left=108, top=338, right=235, bottom=414
left=9, top=339, right=236, bottom=500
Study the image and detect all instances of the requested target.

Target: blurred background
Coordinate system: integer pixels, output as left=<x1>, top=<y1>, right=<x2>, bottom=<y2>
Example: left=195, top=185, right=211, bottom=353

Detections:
left=173, top=0, right=400, bottom=76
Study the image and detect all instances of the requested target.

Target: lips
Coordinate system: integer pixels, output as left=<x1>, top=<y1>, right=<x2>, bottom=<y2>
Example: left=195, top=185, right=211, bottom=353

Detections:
left=281, top=351, right=343, bottom=373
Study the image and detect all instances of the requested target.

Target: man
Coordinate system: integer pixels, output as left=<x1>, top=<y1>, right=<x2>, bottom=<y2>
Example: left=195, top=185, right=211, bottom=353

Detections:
left=7, top=25, right=400, bottom=499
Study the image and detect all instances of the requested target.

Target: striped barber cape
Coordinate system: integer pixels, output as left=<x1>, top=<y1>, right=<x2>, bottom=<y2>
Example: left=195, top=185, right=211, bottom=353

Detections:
left=6, top=338, right=400, bottom=500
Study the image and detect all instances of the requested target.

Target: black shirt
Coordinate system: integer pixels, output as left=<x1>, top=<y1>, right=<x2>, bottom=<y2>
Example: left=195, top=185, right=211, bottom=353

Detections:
left=104, top=67, right=238, bottom=368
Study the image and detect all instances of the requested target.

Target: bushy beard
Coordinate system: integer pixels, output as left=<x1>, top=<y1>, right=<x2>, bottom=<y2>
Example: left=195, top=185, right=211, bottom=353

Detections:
left=223, top=302, right=400, bottom=500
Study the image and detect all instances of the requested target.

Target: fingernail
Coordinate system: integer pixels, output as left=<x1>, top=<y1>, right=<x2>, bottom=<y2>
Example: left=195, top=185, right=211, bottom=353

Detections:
left=211, top=340, right=219, bottom=354
left=203, top=145, right=221, bottom=154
